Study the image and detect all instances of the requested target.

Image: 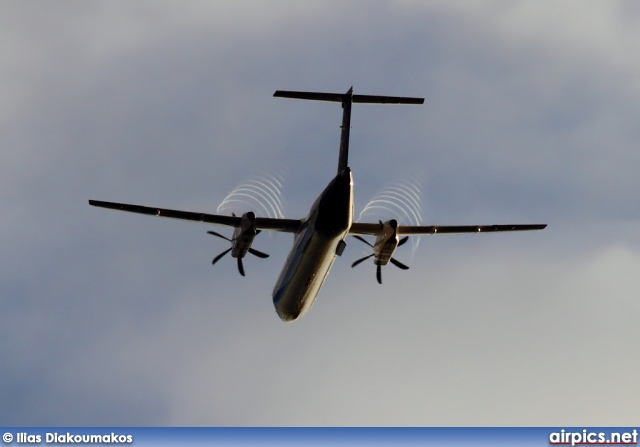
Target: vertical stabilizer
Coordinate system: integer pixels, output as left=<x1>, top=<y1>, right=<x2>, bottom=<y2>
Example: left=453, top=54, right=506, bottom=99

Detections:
left=338, top=87, right=353, bottom=174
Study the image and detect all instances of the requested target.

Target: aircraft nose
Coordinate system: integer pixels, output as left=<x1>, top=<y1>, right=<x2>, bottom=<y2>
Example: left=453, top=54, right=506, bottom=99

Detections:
left=273, top=288, right=295, bottom=322
left=277, top=310, right=297, bottom=322
left=272, top=290, right=299, bottom=322
left=274, top=305, right=299, bottom=322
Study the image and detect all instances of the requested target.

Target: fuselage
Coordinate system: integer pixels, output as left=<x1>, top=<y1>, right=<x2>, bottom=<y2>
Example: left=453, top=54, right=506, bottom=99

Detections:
left=272, top=168, right=353, bottom=321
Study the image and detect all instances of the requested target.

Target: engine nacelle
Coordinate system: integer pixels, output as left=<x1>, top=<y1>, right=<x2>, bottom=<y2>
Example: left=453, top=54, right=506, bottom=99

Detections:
left=231, top=212, right=258, bottom=259
left=372, top=219, right=399, bottom=266
left=350, top=219, right=409, bottom=284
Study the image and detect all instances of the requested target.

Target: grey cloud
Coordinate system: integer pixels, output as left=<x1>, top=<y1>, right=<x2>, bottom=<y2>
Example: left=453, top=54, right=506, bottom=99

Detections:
left=2, top=1, right=639, bottom=426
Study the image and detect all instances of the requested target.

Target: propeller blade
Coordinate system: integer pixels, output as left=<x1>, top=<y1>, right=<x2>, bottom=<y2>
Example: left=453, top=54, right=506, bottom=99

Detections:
left=376, top=264, right=382, bottom=284
left=353, top=235, right=374, bottom=248
left=207, top=231, right=231, bottom=241
left=351, top=253, right=374, bottom=268
left=237, top=257, right=245, bottom=276
left=212, top=248, right=232, bottom=265
left=248, top=248, right=270, bottom=258
left=389, top=257, right=410, bottom=270
left=398, top=236, right=409, bottom=247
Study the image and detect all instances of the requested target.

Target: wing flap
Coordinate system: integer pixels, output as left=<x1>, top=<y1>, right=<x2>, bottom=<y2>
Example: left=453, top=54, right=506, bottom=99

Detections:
left=89, top=200, right=303, bottom=233
left=348, top=222, right=384, bottom=235
left=255, top=217, right=303, bottom=232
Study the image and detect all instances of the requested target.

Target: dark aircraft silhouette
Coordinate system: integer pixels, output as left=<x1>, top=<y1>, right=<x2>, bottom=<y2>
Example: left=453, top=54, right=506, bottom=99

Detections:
left=90, top=87, right=546, bottom=321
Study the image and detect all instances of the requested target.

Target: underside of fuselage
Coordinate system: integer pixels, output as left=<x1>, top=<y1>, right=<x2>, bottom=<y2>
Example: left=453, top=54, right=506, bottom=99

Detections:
left=272, top=168, right=353, bottom=321
left=272, top=230, right=343, bottom=321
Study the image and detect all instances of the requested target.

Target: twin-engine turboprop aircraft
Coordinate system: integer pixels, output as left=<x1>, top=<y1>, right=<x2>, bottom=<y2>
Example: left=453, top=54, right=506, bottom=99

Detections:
left=89, top=87, right=546, bottom=322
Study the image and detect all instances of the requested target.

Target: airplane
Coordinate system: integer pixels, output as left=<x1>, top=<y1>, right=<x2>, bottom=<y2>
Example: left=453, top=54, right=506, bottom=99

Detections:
left=89, top=87, right=546, bottom=322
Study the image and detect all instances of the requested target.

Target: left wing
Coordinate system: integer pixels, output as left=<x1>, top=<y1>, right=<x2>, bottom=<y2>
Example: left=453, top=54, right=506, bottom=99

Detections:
left=349, top=222, right=547, bottom=236
left=88, top=200, right=304, bottom=233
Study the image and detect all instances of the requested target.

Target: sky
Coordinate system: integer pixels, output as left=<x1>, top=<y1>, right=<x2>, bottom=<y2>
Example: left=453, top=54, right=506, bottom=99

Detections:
left=2, top=1, right=640, bottom=426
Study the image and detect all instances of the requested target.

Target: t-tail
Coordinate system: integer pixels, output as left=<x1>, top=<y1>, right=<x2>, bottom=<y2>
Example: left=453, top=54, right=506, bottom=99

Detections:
left=273, top=87, right=424, bottom=174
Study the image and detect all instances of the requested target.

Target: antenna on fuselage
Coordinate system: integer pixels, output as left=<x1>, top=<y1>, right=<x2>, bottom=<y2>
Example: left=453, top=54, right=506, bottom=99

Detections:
left=273, top=87, right=424, bottom=174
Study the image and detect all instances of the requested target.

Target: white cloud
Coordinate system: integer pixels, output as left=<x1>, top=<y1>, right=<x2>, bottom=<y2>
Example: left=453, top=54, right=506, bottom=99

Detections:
left=157, top=239, right=640, bottom=425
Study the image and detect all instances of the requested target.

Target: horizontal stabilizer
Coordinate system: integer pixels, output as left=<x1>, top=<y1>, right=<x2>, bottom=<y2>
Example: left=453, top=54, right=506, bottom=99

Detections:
left=274, top=91, right=344, bottom=102
left=274, top=90, right=424, bottom=105
left=353, top=94, right=423, bottom=104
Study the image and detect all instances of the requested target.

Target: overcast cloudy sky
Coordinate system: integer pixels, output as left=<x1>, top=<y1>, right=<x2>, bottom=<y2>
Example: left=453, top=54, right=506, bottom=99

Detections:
left=2, top=1, right=640, bottom=426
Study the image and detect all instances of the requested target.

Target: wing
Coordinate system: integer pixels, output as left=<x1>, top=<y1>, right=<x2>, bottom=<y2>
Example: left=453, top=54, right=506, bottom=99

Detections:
left=349, top=222, right=547, bottom=236
left=88, top=200, right=304, bottom=233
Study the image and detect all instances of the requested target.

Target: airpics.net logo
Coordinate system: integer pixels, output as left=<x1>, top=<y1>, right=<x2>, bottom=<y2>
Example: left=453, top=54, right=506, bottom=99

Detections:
left=549, top=429, right=638, bottom=446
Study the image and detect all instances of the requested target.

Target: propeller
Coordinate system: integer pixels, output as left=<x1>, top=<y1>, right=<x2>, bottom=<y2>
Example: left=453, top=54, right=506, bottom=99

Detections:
left=351, top=235, right=409, bottom=284
left=207, top=230, right=269, bottom=276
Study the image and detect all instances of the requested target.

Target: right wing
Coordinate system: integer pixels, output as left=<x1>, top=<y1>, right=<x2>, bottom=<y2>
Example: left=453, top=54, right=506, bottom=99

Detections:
left=349, top=222, right=547, bottom=236
left=88, top=200, right=304, bottom=233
